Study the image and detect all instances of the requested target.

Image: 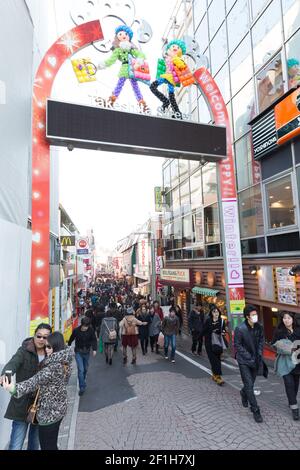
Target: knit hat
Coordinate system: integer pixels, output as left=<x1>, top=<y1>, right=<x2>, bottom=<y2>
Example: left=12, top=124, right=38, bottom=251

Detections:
left=126, top=307, right=134, bottom=315
left=115, top=25, right=133, bottom=41
left=166, top=39, right=186, bottom=55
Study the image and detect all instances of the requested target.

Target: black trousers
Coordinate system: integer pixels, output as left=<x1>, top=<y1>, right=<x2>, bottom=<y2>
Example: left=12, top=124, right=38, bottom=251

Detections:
left=205, top=343, right=222, bottom=375
left=239, top=364, right=258, bottom=412
left=283, top=371, right=300, bottom=407
left=38, top=419, right=62, bottom=450
left=192, top=331, right=203, bottom=353
left=150, top=335, right=159, bottom=351
left=140, top=337, right=149, bottom=353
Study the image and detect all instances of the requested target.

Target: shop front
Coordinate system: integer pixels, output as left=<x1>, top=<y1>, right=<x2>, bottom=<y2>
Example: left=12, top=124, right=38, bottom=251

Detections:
left=243, top=258, right=300, bottom=345
left=191, top=269, right=227, bottom=320
left=159, top=268, right=192, bottom=333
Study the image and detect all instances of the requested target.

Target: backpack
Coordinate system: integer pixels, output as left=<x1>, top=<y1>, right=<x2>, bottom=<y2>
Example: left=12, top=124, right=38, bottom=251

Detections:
left=104, top=320, right=117, bottom=341
left=124, top=317, right=136, bottom=336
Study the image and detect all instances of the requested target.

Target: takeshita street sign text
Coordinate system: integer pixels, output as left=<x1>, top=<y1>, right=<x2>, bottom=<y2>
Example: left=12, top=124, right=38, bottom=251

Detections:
left=46, top=99, right=227, bottom=162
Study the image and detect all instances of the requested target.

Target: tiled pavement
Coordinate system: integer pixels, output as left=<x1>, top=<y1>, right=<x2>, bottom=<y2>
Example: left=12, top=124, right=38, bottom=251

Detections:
left=63, top=335, right=300, bottom=450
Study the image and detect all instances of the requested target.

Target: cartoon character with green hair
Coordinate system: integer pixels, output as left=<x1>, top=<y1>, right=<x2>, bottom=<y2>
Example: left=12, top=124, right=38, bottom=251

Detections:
left=150, top=39, right=195, bottom=119
left=287, top=58, right=300, bottom=88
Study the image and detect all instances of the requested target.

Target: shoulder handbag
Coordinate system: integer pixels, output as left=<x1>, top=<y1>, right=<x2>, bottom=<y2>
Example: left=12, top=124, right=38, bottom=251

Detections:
left=26, top=387, right=40, bottom=425
left=211, top=320, right=227, bottom=354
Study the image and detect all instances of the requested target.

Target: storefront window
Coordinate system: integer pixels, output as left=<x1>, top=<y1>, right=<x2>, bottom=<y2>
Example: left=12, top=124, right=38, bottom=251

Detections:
left=190, top=169, right=202, bottom=210
left=229, top=34, right=253, bottom=96
left=282, top=0, right=300, bottom=40
left=195, top=14, right=209, bottom=54
left=265, top=175, right=296, bottom=229
left=170, top=159, right=179, bottom=188
left=210, top=23, right=228, bottom=76
left=235, top=133, right=260, bottom=191
left=183, top=214, right=193, bottom=246
left=203, top=163, right=218, bottom=205
left=214, top=62, right=230, bottom=104
left=256, top=53, right=284, bottom=113
left=238, top=185, right=264, bottom=238
left=171, top=186, right=180, bottom=218
left=178, top=159, right=189, bottom=181
left=204, top=203, right=220, bottom=243
left=286, top=29, right=300, bottom=89
left=250, top=0, right=269, bottom=20
left=173, top=217, right=183, bottom=240
left=227, top=0, right=250, bottom=54
left=232, top=80, right=256, bottom=139
left=179, top=180, right=191, bottom=215
left=163, top=164, right=171, bottom=192
left=193, top=210, right=205, bottom=248
left=198, top=94, right=211, bottom=124
left=208, top=0, right=225, bottom=39
left=193, top=0, right=207, bottom=30
left=252, top=0, right=281, bottom=72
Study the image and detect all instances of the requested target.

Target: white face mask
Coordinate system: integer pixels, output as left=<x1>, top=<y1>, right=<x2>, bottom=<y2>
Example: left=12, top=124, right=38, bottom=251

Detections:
left=250, top=315, right=258, bottom=323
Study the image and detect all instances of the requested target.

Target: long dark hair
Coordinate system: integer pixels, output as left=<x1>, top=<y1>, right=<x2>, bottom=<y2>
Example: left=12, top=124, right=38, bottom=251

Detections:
left=208, top=304, right=221, bottom=319
left=276, top=311, right=296, bottom=332
left=47, top=332, right=65, bottom=352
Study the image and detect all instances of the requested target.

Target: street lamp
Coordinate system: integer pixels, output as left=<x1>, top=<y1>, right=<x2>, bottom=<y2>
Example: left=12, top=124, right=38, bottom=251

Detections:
left=132, top=230, right=156, bottom=302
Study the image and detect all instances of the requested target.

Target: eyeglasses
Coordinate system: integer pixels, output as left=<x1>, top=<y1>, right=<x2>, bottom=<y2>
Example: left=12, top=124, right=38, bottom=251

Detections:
left=45, top=344, right=52, bottom=349
left=35, top=335, right=49, bottom=340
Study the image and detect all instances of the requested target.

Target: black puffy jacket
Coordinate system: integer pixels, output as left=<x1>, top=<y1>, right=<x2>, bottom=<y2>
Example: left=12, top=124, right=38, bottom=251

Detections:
left=234, top=321, right=264, bottom=368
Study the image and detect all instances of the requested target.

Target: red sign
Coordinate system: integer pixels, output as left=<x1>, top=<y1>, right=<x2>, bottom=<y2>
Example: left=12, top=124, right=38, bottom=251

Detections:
left=78, top=239, right=87, bottom=248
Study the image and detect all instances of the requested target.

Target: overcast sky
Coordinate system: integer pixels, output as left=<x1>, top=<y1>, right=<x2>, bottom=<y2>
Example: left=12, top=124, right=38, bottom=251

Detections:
left=49, top=0, right=178, bottom=258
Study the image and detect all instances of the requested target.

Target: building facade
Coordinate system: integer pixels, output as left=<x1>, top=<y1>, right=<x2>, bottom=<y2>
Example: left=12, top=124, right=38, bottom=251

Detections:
left=161, top=0, right=300, bottom=341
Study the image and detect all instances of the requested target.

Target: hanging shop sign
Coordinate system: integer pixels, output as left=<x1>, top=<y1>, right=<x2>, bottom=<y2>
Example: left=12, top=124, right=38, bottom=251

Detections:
left=154, top=187, right=163, bottom=212
left=251, top=109, right=278, bottom=160
left=160, top=269, right=190, bottom=284
left=76, top=238, right=89, bottom=255
left=275, top=267, right=298, bottom=306
left=60, top=235, right=75, bottom=247
left=275, top=87, right=300, bottom=146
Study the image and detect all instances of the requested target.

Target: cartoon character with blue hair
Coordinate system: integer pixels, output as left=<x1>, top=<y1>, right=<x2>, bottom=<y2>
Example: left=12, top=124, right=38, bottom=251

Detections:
left=97, top=25, right=150, bottom=110
left=287, top=58, right=300, bottom=88
left=150, top=39, right=195, bottom=119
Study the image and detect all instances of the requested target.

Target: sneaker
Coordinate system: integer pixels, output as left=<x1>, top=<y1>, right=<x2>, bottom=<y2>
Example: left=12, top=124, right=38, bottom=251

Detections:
left=240, top=390, right=248, bottom=408
left=253, top=409, right=263, bottom=423
left=78, top=389, right=85, bottom=396
left=165, top=356, right=168, bottom=360
left=123, top=356, right=127, bottom=364
left=192, top=351, right=197, bottom=356
left=131, top=358, right=136, bottom=364
left=215, top=375, right=225, bottom=386
left=292, top=409, right=299, bottom=421
left=197, top=352, right=202, bottom=356
left=171, top=359, right=175, bottom=363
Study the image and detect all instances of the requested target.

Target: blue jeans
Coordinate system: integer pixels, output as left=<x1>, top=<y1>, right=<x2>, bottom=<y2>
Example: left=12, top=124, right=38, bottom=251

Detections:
left=9, top=420, right=40, bottom=450
left=164, top=334, right=176, bottom=360
left=75, top=352, right=90, bottom=391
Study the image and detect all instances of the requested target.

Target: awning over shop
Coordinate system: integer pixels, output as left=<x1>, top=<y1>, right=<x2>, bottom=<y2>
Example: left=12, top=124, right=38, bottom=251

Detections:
left=192, top=287, right=219, bottom=296
left=138, top=281, right=150, bottom=288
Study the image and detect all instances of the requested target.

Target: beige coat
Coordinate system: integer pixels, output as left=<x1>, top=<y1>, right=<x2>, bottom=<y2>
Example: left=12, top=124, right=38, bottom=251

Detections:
left=119, top=315, right=144, bottom=336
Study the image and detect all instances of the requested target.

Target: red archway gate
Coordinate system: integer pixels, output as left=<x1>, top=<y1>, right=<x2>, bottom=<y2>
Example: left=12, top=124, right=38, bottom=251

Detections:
left=30, top=22, right=245, bottom=333
left=30, top=21, right=103, bottom=334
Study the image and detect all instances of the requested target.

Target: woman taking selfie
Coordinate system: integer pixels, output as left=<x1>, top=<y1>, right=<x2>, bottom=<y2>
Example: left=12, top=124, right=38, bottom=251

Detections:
left=3, top=332, right=72, bottom=450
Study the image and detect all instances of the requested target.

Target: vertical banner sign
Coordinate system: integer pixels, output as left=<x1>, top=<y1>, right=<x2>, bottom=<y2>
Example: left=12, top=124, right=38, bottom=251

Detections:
left=30, top=21, right=103, bottom=334
left=194, top=68, right=245, bottom=321
left=154, top=187, right=163, bottom=212
left=51, top=288, right=56, bottom=329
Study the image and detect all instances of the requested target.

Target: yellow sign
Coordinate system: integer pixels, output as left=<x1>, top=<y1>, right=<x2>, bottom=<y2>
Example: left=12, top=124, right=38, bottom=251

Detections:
left=60, top=236, right=75, bottom=247
left=229, top=300, right=245, bottom=314
left=51, top=289, right=56, bottom=330
left=30, top=317, right=50, bottom=337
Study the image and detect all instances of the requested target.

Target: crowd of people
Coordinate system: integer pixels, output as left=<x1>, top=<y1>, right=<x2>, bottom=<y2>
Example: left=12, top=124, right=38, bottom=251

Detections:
left=1, top=274, right=300, bottom=450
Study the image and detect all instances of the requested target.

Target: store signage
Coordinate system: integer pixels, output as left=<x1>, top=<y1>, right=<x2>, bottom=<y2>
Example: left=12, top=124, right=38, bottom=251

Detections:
left=275, top=267, right=297, bottom=306
left=251, top=109, right=278, bottom=160
left=275, top=88, right=300, bottom=146
left=160, top=269, right=190, bottom=284
left=154, top=187, right=163, bottom=212
left=60, top=235, right=75, bottom=247
left=155, top=256, right=163, bottom=275
left=222, top=201, right=244, bottom=285
left=76, top=237, right=89, bottom=255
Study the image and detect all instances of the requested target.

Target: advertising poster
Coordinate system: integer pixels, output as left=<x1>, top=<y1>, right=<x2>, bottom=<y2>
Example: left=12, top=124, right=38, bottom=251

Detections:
left=275, top=267, right=298, bottom=306
left=258, top=266, right=275, bottom=302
